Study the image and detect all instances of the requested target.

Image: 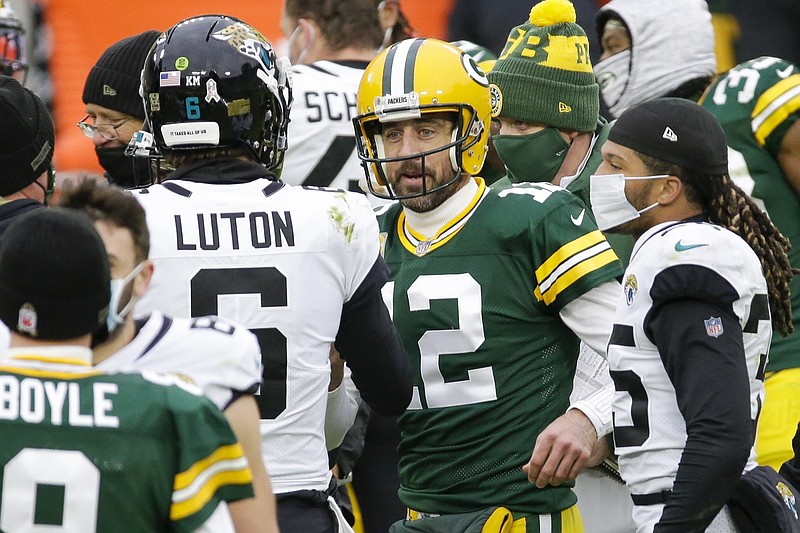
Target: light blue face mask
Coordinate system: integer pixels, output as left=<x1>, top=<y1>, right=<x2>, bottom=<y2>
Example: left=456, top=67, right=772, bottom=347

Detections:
left=107, top=261, right=146, bottom=333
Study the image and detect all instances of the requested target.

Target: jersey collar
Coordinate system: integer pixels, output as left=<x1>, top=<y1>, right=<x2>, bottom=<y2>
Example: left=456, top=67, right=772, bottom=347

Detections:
left=397, top=177, right=487, bottom=257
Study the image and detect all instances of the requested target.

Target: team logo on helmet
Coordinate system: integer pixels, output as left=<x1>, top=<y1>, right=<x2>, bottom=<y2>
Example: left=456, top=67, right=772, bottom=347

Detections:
left=489, top=84, right=503, bottom=118
left=212, top=22, right=274, bottom=78
left=461, top=53, right=488, bottom=88
left=624, top=274, right=638, bottom=306
left=17, top=302, right=37, bottom=336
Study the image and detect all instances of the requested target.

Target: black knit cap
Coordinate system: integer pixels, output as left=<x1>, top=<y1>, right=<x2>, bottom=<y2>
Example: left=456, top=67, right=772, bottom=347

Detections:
left=0, top=208, right=110, bottom=340
left=608, top=97, right=728, bottom=175
left=82, top=30, right=161, bottom=119
left=0, top=75, right=54, bottom=196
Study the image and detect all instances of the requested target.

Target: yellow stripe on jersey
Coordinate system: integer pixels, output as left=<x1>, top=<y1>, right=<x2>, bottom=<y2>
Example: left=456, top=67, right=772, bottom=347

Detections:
left=171, top=443, right=253, bottom=520
left=535, top=249, right=618, bottom=305
left=534, top=231, right=616, bottom=305
left=752, top=74, right=800, bottom=146
left=0, top=365, right=103, bottom=380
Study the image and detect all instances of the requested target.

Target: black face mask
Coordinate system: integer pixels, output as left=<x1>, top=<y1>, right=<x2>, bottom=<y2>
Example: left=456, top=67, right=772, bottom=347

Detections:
left=95, top=146, right=154, bottom=188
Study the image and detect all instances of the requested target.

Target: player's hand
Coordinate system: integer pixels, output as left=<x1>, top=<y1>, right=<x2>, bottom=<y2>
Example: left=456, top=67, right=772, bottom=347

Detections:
left=329, top=346, right=344, bottom=392
left=522, top=409, right=597, bottom=488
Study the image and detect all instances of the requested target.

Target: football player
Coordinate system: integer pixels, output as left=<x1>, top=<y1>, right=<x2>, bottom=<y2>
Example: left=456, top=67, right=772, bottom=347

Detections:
left=354, top=37, right=623, bottom=531
left=279, top=0, right=411, bottom=201
left=129, top=15, right=412, bottom=533
left=700, top=57, right=800, bottom=471
left=0, top=208, right=252, bottom=532
left=58, top=179, right=279, bottom=533
left=596, top=0, right=800, bottom=477
left=591, top=98, right=794, bottom=531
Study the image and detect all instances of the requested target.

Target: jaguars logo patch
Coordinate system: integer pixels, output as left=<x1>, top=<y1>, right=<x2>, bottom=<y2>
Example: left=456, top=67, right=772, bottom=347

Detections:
left=489, top=84, right=503, bottom=118
left=777, top=481, right=798, bottom=520
left=623, top=274, right=638, bottom=306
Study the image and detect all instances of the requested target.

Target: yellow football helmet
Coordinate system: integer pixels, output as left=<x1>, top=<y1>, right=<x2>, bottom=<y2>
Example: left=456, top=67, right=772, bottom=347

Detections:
left=353, top=38, right=491, bottom=199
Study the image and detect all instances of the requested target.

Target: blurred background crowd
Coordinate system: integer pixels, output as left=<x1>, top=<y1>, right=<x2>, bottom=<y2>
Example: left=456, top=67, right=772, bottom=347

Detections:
left=10, top=0, right=800, bottom=183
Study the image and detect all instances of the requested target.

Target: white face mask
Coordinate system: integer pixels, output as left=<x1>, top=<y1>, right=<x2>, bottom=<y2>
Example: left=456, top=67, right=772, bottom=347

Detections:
left=107, top=261, right=146, bottom=333
left=595, top=49, right=631, bottom=118
left=589, top=173, right=667, bottom=231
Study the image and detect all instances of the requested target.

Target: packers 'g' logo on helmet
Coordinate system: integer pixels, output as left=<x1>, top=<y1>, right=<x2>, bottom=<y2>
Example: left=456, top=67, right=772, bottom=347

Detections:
left=352, top=38, right=492, bottom=200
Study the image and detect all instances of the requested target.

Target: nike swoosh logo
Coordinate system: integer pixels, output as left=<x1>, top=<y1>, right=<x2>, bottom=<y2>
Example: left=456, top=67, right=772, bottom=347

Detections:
left=674, top=240, right=708, bottom=252
left=777, top=66, right=794, bottom=79
left=571, top=209, right=585, bottom=226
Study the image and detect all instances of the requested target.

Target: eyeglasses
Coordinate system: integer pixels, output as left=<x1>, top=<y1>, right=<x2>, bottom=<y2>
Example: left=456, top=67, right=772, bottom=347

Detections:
left=77, top=115, right=132, bottom=141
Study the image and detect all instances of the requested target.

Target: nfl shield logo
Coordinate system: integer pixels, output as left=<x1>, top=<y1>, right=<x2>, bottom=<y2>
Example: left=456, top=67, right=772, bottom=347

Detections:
left=704, top=317, right=724, bottom=337
left=415, top=241, right=431, bottom=257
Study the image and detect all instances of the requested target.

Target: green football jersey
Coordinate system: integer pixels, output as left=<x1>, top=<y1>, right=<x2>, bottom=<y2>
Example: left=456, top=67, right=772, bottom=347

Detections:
left=0, top=360, right=253, bottom=532
left=701, top=56, right=800, bottom=372
left=377, top=179, right=623, bottom=517
left=491, top=120, right=635, bottom=265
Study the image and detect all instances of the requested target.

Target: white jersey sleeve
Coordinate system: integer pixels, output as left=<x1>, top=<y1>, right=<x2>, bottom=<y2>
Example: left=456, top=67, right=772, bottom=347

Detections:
left=98, top=312, right=261, bottom=411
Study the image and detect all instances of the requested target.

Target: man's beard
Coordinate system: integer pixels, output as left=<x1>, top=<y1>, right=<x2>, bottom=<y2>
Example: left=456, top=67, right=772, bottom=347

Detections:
left=390, top=160, right=457, bottom=213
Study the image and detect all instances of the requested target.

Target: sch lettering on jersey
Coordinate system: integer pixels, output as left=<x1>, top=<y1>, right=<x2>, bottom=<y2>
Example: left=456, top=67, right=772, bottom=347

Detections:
left=304, top=90, right=358, bottom=123
left=0, top=376, right=119, bottom=428
left=174, top=211, right=296, bottom=251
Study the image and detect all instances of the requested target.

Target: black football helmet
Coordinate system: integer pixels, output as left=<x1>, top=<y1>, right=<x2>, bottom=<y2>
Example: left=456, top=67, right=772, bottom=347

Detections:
left=0, top=0, right=26, bottom=83
left=140, top=14, right=292, bottom=174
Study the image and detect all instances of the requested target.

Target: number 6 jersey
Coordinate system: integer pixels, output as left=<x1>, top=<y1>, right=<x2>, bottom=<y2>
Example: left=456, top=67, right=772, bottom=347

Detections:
left=134, top=160, right=411, bottom=495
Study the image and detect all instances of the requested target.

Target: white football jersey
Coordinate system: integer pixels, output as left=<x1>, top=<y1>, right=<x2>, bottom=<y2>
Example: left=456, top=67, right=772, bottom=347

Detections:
left=134, top=177, right=381, bottom=493
left=97, top=311, right=260, bottom=410
left=609, top=221, right=769, bottom=528
left=280, top=60, right=366, bottom=193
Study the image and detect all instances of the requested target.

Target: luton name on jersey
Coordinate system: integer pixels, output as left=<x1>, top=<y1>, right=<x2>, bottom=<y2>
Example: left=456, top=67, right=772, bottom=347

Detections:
left=174, top=210, right=296, bottom=251
left=0, top=375, right=119, bottom=428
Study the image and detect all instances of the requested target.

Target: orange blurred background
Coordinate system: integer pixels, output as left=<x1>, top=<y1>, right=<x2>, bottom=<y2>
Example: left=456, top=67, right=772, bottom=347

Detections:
left=47, top=0, right=454, bottom=174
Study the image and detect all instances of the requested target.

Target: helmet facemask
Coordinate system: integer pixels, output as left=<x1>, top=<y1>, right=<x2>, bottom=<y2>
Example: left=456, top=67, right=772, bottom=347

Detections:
left=353, top=38, right=491, bottom=201
left=355, top=104, right=484, bottom=200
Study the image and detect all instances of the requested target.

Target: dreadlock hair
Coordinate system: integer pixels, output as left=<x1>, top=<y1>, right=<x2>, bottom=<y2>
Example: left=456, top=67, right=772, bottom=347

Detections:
left=637, top=151, right=797, bottom=337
